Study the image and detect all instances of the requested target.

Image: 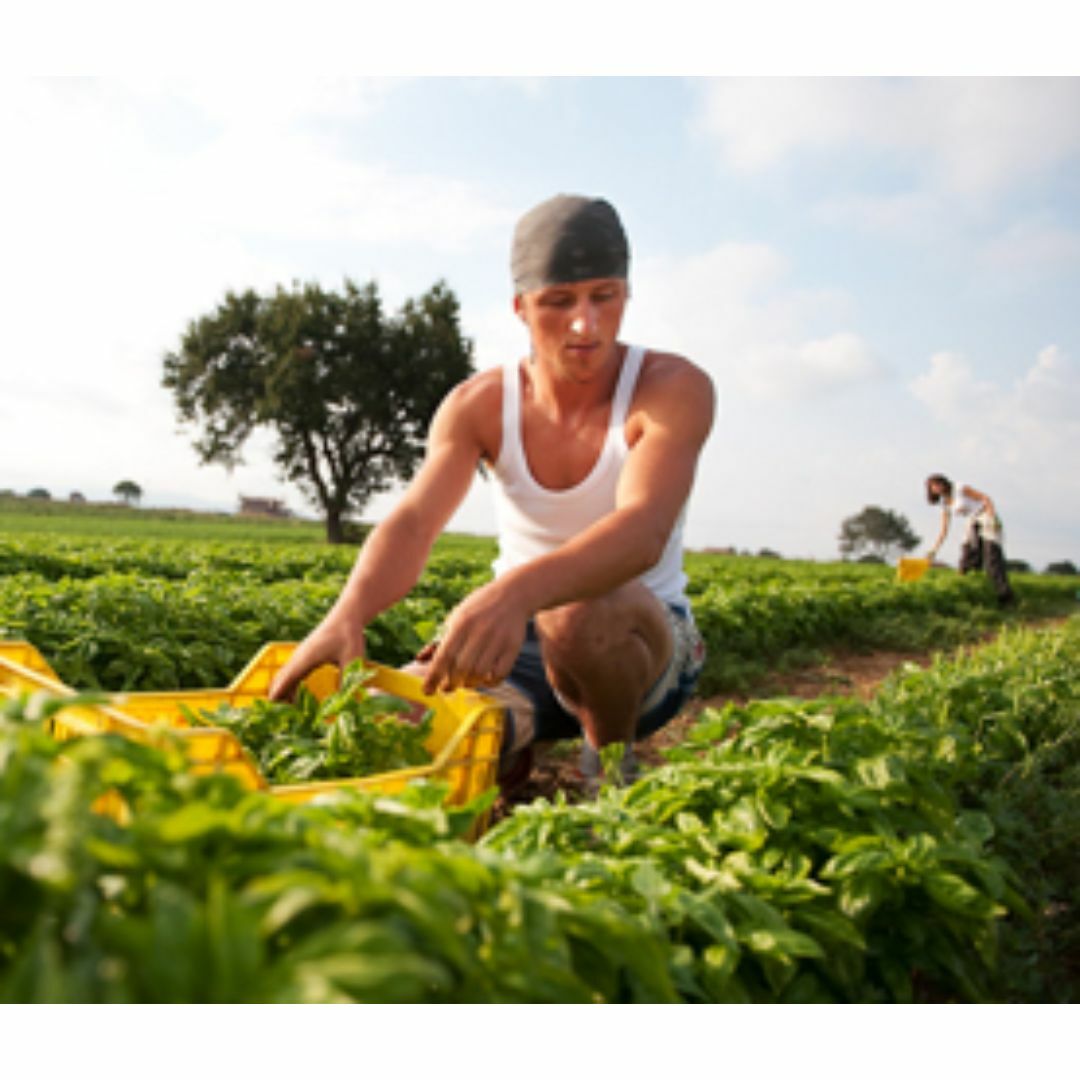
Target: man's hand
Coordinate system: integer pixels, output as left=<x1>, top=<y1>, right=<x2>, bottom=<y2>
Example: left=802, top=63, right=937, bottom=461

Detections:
left=268, top=614, right=366, bottom=702
left=420, top=579, right=529, bottom=695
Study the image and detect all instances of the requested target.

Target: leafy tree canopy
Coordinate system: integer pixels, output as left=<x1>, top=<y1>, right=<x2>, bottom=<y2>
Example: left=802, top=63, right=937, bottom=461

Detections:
left=1045, top=560, right=1078, bottom=576
left=113, top=480, right=143, bottom=506
left=162, top=278, right=474, bottom=543
left=838, top=505, right=920, bottom=562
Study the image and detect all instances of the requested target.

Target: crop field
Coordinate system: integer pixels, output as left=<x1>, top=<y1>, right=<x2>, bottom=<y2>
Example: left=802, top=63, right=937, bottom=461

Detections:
left=1, top=501, right=1078, bottom=1002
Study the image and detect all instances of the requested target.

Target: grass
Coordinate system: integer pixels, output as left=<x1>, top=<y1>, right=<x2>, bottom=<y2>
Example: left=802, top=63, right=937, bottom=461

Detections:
left=0, top=493, right=498, bottom=557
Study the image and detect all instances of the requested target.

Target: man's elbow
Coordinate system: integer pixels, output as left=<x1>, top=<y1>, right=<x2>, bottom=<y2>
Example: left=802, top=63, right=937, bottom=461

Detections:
left=633, top=523, right=670, bottom=574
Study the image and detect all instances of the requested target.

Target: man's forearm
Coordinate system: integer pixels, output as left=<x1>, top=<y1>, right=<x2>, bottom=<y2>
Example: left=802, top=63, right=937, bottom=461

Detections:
left=330, top=510, right=437, bottom=628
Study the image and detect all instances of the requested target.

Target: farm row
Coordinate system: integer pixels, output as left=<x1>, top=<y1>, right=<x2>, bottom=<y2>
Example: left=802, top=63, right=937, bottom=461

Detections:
left=0, top=531, right=1077, bottom=697
left=2, top=615, right=1077, bottom=1001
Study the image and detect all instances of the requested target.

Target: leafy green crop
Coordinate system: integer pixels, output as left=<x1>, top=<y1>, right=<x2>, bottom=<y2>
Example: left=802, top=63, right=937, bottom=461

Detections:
left=484, top=616, right=1080, bottom=1002
left=485, top=711, right=1019, bottom=1003
left=2, top=617, right=1077, bottom=1002
left=0, top=693, right=674, bottom=1004
left=2, top=510, right=1078, bottom=1002
left=187, top=661, right=434, bottom=784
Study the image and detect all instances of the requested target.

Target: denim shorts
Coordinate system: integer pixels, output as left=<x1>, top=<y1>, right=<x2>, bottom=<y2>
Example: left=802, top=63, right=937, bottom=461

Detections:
left=498, top=602, right=706, bottom=750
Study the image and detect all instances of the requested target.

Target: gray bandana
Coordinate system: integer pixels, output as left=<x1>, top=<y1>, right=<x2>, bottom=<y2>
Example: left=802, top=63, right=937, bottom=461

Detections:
left=511, top=195, right=629, bottom=294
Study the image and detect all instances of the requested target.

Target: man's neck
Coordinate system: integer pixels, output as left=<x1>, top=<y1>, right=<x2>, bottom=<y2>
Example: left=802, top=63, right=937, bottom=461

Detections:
left=525, top=342, right=626, bottom=420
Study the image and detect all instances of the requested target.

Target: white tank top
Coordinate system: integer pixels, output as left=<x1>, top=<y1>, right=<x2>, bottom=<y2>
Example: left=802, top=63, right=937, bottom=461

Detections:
left=951, top=483, right=980, bottom=518
left=489, top=344, right=689, bottom=608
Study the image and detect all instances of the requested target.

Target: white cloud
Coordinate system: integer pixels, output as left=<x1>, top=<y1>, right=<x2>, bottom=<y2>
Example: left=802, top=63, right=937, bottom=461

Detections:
left=1015, top=345, right=1080, bottom=426
left=814, top=190, right=945, bottom=238
left=909, top=351, right=1001, bottom=423
left=696, top=77, right=1080, bottom=200
left=0, top=77, right=515, bottom=514
left=790, top=332, right=880, bottom=390
left=910, top=343, right=1080, bottom=497
left=2, top=80, right=513, bottom=266
left=981, top=219, right=1080, bottom=275
left=911, top=345, right=1080, bottom=437
left=622, top=243, right=881, bottom=400
left=694, top=78, right=870, bottom=172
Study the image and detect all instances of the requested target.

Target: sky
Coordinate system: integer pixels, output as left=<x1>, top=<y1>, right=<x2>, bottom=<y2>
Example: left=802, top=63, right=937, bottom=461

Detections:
left=3, top=73, right=1079, bottom=570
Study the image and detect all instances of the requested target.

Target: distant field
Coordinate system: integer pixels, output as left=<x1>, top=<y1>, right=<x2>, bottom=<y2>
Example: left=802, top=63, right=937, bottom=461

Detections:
left=0, top=495, right=497, bottom=556
left=2, top=493, right=1077, bottom=695
left=0, top=496, right=325, bottom=544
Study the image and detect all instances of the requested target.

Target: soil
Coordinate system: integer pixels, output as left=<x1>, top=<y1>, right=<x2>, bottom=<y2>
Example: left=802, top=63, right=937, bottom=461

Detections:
left=493, top=644, right=935, bottom=814
left=493, top=616, right=1070, bottom=814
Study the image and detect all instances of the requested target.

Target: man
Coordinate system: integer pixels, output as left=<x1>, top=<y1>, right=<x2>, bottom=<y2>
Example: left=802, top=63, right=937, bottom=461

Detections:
left=269, top=194, right=715, bottom=788
left=925, top=473, right=1016, bottom=606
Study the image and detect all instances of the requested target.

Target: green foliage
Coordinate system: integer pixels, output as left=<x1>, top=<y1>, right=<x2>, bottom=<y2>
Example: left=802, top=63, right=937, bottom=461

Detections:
left=112, top=481, right=142, bottom=506
left=2, top=522, right=1074, bottom=697
left=686, top=557, right=1078, bottom=694
left=0, top=694, right=674, bottom=1003
left=0, top=536, right=491, bottom=690
left=1045, top=560, right=1077, bottom=575
left=1, top=500, right=1076, bottom=1002
left=189, top=661, right=434, bottom=784
left=485, top=617, right=1080, bottom=1002
left=2, top=525, right=1077, bottom=1002
left=870, top=620, right=1080, bottom=1000
left=485, top=700, right=1019, bottom=1002
left=162, top=279, right=475, bottom=542
left=838, top=505, right=920, bottom=562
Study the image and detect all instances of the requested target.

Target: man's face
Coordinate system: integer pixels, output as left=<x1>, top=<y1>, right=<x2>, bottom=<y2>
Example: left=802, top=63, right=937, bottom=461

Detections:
left=514, top=277, right=628, bottom=382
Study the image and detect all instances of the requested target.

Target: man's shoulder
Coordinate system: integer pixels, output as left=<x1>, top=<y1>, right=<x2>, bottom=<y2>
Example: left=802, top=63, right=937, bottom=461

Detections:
left=628, top=347, right=714, bottom=443
left=444, top=365, right=504, bottom=413
left=435, top=365, right=505, bottom=457
left=637, top=347, right=714, bottom=399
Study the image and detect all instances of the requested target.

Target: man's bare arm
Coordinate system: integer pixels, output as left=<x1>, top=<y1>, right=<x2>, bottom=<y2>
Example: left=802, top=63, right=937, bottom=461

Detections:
left=512, top=355, right=714, bottom=608
left=268, top=375, right=491, bottom=700
left=422, top=354, right=715, bottom=693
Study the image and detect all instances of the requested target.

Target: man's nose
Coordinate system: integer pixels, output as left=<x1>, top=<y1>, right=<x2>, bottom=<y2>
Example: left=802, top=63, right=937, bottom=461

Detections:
left=569, top=304, right=597, bottom=335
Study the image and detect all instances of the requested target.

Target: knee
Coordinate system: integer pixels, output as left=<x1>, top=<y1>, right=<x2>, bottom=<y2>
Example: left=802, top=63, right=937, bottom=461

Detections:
left=535, top=600, right=613, bottom=667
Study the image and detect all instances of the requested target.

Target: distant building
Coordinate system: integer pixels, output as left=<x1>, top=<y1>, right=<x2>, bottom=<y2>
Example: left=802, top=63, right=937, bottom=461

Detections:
left=69, top=491, right=86, bottom=504
left=238, top=496, right=291, bottom=518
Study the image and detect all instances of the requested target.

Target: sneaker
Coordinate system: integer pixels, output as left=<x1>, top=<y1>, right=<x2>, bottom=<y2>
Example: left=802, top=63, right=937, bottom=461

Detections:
left=577, top=741, right=639, bottom=797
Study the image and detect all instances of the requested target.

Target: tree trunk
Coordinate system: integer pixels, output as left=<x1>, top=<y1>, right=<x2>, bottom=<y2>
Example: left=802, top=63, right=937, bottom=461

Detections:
left=325, top=506, right=345, bottom=544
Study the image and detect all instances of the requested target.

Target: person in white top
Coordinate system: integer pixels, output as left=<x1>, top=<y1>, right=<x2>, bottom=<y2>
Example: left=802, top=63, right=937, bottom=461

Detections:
left=925, top=473, right=1016, bottom=606
left=270, top=194, right=715, bottom=790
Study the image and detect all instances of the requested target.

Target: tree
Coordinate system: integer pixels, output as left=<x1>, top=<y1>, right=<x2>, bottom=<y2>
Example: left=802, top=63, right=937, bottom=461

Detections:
left=163, top=278, right=474, bottom=543
left=838, top=505, right=920, bottom=562
left=113, top=480, right=142, bottom=506
left=1045, top=560, right=1078, bottom=576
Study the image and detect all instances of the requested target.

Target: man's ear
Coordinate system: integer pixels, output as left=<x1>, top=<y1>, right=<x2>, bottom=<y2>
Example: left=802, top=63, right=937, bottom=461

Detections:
left=513, top=293, right=527, bottom=323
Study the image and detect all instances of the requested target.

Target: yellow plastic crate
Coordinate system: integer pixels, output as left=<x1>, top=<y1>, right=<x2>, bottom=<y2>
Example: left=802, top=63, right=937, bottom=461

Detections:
left=0, top=641, right=504, bottom=835
left=897, top=557, right=931, bottom=583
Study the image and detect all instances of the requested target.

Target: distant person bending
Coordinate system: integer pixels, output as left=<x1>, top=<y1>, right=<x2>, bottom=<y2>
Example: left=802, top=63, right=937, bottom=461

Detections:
left=268, top=194, right=715, bottom=791
left=925, top=474, right=1016, bottom=606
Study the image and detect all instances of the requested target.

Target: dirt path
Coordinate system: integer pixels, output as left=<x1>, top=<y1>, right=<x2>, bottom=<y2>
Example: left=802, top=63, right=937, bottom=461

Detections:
left=495, top=616, right=1070, bottom=813
left=496, top=644, right=935, bottom=812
